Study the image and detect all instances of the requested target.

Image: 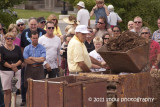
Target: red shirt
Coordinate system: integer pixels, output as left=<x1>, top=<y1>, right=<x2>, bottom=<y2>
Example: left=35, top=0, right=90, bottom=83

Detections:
left=149, top=40, right=160, bottom=66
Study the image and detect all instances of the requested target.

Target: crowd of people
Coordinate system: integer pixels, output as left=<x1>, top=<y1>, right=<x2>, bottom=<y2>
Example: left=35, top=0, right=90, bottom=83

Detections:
left=0, top=0, right=160, bottom=106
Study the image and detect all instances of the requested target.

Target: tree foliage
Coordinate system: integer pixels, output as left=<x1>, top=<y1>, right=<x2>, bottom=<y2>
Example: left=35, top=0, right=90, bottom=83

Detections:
left=0, top=0, right=26, bottom=29
left=105, top=0, right=160, bottom=32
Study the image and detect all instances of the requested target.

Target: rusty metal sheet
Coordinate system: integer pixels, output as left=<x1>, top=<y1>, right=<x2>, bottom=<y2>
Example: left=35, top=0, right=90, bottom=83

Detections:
left=98, top=43, right=150, bottom=73
left=64, top=84, right=83, bottom=107
left=83, top=81, right=107, bottom=107
left=117, top=72, right=153, bottom=107
left=48, top=82, right=63, bottom=107
left=28, top=76, right=107, bottom=107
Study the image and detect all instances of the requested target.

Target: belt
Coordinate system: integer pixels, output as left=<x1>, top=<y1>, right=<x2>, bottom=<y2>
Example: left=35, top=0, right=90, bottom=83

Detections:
left=30, top=64, right=42, bottom=67
left=69, top=72, right=80, bottom=74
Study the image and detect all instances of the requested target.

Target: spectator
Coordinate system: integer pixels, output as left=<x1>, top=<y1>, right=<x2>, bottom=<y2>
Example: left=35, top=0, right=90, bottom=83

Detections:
left=38, top=21, right=61, bottom=78
left=0, top=48, right=4, bottom=107
left=76, top=1, right=90, bottom=26
left=102, top=32, right=110, bottom=45
left=107, top=5, right=122, bottom=28
left=60, top=34, right=73, bottom=76
left=0, top=23, right=6, bottom=46
left=152, top=17, right=160, bottom=44
left=131, top=16, right=143, bottom=33
left=0, top=75, right=5, bottom=107
left=90, top=0, right=109, bottom=24
left=89, top=37, right=107, bottom=73
left=21, top=17, right=46, bottom=51
left=94, top=16, right=112, bottom=37
left=16, top=19, right=26, bottom=39
left=20, top=17, right=46, bottom=106
left=85, top=27, right=95, bottom=53
left=127, top=21, right=134, bottom=30
left=37, top=17, right=46, bottom=30
left=8, top=24, right=20, bottom=46
left=0, top=32, right=23, bottom=107
left=67, top=25, right=107, bottom=75
left=23, top=31, right=46, bottom=88
left=63, top=15, right=79, bottom=30
left=139, top=27, right=160, bottom=67
left=112, top=25, right=121, bottom=37
left=47, top=14, right=62, bottom=37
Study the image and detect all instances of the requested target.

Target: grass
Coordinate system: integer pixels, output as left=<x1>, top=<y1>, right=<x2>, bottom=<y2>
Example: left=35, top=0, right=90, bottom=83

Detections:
left=14, top=9, right=61, bottom=19
left=14, top=8, right=95, bottom=19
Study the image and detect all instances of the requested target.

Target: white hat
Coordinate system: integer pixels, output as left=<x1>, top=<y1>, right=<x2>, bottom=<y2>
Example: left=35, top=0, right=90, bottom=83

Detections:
left=77, top=1, right=85, bottom=8
left=16, top=19, right=24, bottom=25
left=75, top=25, right=90, bottom=34
left=108, top=5, right=114, bottom=11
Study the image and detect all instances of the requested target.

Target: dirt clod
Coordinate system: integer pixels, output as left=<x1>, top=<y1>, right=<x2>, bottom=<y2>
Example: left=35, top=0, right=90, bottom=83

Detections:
left=106, top=31, right=149, bottom=52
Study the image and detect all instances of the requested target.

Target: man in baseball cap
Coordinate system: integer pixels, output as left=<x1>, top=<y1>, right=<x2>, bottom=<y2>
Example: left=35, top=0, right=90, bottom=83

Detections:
left=67, top=25, right=106, bottom=75
left=37, top=17, right=46, bottom=30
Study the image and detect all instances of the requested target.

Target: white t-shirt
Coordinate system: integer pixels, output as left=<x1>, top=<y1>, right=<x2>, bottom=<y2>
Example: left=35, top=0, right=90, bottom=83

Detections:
left=77, top=8, right=90, bottom=26
left=89, top=50, right=106, bottom=72
left=38, top=35, right=61, bottom=69
left=107, top=11, right=122, bottom=26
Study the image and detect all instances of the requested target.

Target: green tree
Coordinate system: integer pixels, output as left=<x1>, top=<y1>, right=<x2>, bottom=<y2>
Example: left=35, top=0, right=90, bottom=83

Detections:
left=105, top=0, right=160, bottom=32
left=0, top=0, right=26, bottom=29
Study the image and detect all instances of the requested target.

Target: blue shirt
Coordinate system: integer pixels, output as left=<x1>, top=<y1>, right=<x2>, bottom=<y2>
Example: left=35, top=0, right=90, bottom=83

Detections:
left=94, top=7, right=108, bottom=23
left=23, top=44, right=46, bottom=60
left=152, top=30, right=160, bottom=44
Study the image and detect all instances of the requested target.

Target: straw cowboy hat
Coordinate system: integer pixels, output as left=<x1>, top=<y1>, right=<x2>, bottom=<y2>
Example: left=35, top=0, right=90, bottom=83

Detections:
left=63, top=16, right=79, bottom=25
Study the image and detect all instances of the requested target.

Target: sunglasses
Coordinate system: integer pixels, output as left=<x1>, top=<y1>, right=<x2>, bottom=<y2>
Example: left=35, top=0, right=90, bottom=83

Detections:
left=52, top=19, right=56, bottom=21
left=134, top=21, right=142, bottom=24
left=47, top=27, right=54, bottom=29
left=6, top=37, right=14, bottom=40
left=104, top=38, right=109, bottom=40
left=98, top=22, right=104, bottom=24
left=141, top=32, right=149, bottom=34
left=40, top=21, right=46, bottom=24
left=17, top=24, right=24, bottom=27
left=113, top=30, right=120, bottom=32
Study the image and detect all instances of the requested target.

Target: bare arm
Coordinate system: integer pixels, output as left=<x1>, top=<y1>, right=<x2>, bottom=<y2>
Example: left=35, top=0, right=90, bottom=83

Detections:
left=88, top=19, right=90, bottom=27
left=90, top=56, right=101, bottom=66
left=103, top=4, right=109, bottom=16
left=24, top=59, right=36, bottom=64
left=78, top=61, right=92, bottom=73
left=90, top=5, right=97, bottom=17
left=29, top=57, right=45, bottom=63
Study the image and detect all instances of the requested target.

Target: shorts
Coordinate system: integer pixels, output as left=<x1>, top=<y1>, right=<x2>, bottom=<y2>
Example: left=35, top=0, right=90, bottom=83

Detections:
left=0, top=70, right=21, bottom=90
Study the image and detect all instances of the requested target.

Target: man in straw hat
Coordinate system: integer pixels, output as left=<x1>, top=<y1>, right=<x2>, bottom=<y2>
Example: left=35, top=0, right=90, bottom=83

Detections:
left=76, top=1, right=90, bottom=27
left=67, top=25, right=107, bottom=75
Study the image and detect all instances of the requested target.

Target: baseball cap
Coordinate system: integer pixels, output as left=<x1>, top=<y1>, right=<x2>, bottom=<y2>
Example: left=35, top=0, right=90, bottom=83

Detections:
left=77, top=1, right=85, bottom=8
left=16, top=19, right=24, bottom=25
left=37, top=17, right=46, bottom=23
left=75, top=25, right=90, bottom=34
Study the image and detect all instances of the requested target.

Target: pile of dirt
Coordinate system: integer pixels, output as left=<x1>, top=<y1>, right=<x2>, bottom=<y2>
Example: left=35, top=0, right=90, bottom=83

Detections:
left=106, top=31, right=149, bottom=52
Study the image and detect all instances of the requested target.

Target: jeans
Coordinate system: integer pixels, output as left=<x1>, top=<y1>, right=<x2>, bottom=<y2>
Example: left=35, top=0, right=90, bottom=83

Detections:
left=44, top=68, right=59, bottom=78
left=21, top=67, right=27, bottom=102
left=0, top=77, right=5, bottom=107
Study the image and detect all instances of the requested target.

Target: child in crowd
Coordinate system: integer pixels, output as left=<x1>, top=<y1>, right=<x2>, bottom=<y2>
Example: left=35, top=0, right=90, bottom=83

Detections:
left=90, top=0, right=109, bottom=24
left=89, top=36, right=107, bottom=73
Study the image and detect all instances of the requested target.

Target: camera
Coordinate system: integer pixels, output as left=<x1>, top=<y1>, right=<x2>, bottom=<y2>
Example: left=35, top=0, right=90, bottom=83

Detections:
left=61, top=45, right=68, bottom=59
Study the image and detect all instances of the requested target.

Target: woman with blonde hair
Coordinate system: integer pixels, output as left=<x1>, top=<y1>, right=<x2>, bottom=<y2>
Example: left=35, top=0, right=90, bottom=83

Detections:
left=47, top=14, right=62, bottom=37
left=8, top=24, right=20, bottom=46
left=0, top=32, right=23, bottom=107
